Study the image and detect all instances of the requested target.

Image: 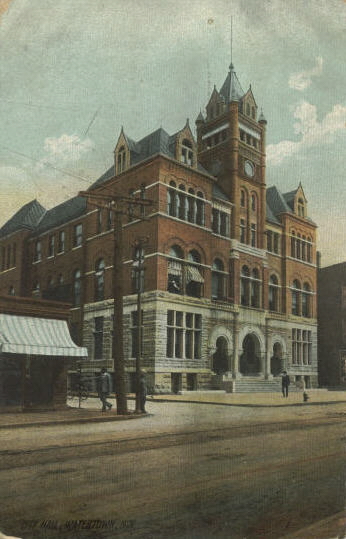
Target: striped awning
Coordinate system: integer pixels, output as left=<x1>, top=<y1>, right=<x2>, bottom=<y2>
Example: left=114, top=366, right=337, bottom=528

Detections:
left=186, top=266, right=204, bottom=283
left=0, top=314, right=88, bottom=357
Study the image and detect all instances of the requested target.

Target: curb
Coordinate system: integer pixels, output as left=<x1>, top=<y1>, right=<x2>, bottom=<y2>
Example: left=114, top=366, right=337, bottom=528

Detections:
left=147, top=396, right=346, bottom=408
left=0, top=411, right=148, bottom=430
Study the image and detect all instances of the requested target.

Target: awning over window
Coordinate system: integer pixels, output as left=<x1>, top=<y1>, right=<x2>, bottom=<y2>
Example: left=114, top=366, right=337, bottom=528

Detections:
left=0, top=314, right=88, bottom=357
left=186, top=266, right=204, bottom=283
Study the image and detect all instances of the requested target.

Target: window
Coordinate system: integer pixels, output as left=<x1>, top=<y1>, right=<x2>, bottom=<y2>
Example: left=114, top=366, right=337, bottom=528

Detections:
left=297, top=198, right=305, bottom=217
left=34, top=241, right=41, bottom=262
left=240, top=219, right=246, bottom=243
left=291, top=279, right=301, bottom=315
left=95, top=258, right=105, bottom=301
left=58, top=231, right=65, bottom=253
left=12, top=243, right=16, bottom=267
left=268, top=231, right=280, bottom=254
left=73, top=224, right=83, bottom=247
left=212, top=208, right=230, bottom=237
left=48, top=235, right=55, bottom=257
left=212, top=259, right=226, bottom=300
left=73, top=269, right=82, bottom=306
left=290, top=232, right=312, bottom=262
left=250, top=223, right=257, bottom=247
left=117, top=146, right=126, bottom=174
left=132, top=246, right=145, bottom=293
left=167, top=245, right=183, bottom=294
left=97, top=210, right=102, bottom=234
left=196, top=192, right=205, bottom=226
left=269, top=274, right=279, bottom=312
left=251, top=194, right=256, bottom=211
left=131, top=310, right=144, bottom=358
left=6, top=245, right=11, bottom=268
left=94, top=317, right=104, bottom=360
left=1, top=247, right=5, bottom=271
left=8, top=285, right=15, bottom=296
left=32, top=281, right=40, bottom=296
left=240, top=190, right=246, bottom=207
left=167, top=310, right=201, bottom=359
left=292, top=329, right=312, bottom=365
left=241, top=266, right=261, bottom=308
left=107, top=209, right=113, bottom=230
left=181, top=139, right=193, bottom=166
left=186, top=250, right=203, bottom=298
left=302, top=283, right=311, bottom=318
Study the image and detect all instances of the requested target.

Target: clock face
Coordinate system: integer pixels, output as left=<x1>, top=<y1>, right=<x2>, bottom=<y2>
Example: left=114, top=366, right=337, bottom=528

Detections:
left=244, top=160, right=255, bottom=178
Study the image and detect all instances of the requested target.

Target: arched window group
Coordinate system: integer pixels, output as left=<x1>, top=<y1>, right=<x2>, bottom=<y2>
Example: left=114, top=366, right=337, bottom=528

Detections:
left=167, top=181, right=205, bottom=226
left=291, top=279, right=313, bottom=317
left=241, top=266, right=261, bottom=308
left=167, top=245, right=204, bottom=298
left=291, top=232, right=312, bottom=262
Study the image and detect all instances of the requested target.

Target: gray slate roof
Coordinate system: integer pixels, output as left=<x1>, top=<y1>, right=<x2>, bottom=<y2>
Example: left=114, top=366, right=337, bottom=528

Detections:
left=34, top=196, right=87, bottom=235
left=219, top=63, right=245, bottom=103
left=266, top=185, right=291, bottom=217
left=0, top=199, right=46, bottom=238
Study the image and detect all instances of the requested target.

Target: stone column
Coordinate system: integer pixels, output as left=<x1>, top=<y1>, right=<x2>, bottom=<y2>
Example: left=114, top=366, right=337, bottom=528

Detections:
left=264, top=319, right=272, bottom=379
left=232, top=313, right=240, bottom=378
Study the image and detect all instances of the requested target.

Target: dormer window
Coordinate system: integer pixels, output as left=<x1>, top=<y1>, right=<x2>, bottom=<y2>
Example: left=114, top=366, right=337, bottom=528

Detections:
left=181, top=139, right=193, bottom=166
left=297, top=198, right=305, bottom=217
left=117, top=145, right=126, bottom=174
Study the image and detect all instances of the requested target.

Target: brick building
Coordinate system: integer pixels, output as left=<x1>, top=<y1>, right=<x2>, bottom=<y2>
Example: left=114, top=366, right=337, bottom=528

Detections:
left=318, top=262, right=346, bottom=387
left=0, top=63, right=318, bottom=393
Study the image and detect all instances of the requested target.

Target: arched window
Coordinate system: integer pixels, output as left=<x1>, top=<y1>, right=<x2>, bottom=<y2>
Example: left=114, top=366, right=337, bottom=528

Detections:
left=296, top=233, right=301, bottom=259
left=73, top=269, right=82, bottom=306
left=250, top=223, right=257, bottom=247
left=117, top=145, right=126, bottom=174
left=196, top=191, right=205, bottom=226
left=292, top=279, right=301, bottom=315
left=240, top=189, right=246, bottom=207
left=212, top=259, right=225, bottom=300
left=269, top=274, right=279, bottom=312
left=307, top=237, right=312, bottom=263
left=167, top=245, right=183, bottom=294
left=95, top=258, right=105, bottom=301
left=291, top=231, right=296, bottom=258
left=178, top=184, right=187, bottom=220
left=181, top=139, right=193, bottom=165
left=187, top=188, right=196, bottom=223
left=167, top=181, right=178, bottom=217
left=302, top=282, right=312, bottom=318
left=34, top=240, right=41, bottom=262
left=251, top=194, right=256, bottom=211
left=301, top=235, right=306, bottom=261
left=186, top=250, right=203, bottom=298
left=241, top=266, right=250, bottom=306
left=240, top=219, right=246, bottom=243
left=246, top=103, right=250, bottom=116
left=251, top=106, right=256, bottom=120
left=251, top=268, right=261, bottom=308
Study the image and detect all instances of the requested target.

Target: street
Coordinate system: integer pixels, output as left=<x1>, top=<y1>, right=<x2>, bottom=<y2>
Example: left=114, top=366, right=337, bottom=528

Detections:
left=0, top=400, right=345, bottom=539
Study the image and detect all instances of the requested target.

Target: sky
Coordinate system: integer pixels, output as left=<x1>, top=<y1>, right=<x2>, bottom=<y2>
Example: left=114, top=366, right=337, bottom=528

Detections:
left=0, top=0, right=345, bottom=267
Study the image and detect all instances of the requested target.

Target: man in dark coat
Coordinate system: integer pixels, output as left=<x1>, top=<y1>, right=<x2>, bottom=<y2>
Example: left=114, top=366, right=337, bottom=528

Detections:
left=281, top=371, right=290, bottom=397
left=97, top=367, right=113, bottom=411
left=138, top=373, right=147, bottom=413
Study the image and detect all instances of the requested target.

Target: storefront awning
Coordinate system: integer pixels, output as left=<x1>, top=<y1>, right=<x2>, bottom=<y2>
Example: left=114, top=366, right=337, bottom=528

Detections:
left=0, top=314, right=88, bottom=357
left=186, top=266, right=204, bottom=284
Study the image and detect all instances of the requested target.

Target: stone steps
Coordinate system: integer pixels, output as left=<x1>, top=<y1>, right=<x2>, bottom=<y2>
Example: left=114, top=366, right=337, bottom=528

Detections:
left=232, top=377, right=300, bottom=393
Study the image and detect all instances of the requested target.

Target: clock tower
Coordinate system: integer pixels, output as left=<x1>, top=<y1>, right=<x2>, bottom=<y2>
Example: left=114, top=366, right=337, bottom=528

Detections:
left=196, top=63, right=267, bottom=249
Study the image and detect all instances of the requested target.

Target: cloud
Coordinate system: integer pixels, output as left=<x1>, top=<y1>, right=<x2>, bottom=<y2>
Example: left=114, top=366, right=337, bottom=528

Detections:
left=267, top=100, right=346, bottom=165
left=0, top=0, right=13, bottom=20
left=288, top=56, right=323, bottom=91
left=43, top=133, right=94, bottom=163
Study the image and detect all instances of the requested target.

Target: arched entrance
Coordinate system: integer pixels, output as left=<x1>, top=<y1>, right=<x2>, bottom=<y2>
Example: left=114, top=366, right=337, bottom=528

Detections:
left=271, top=342, right=283, bottom=376
left=212, top=336, right=229, bottom=375
left=240, top=334, right=261, bottom=375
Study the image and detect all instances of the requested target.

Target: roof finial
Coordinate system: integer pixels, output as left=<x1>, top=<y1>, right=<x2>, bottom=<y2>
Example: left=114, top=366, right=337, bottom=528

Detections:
left=231, top=15, right=233, bottom=65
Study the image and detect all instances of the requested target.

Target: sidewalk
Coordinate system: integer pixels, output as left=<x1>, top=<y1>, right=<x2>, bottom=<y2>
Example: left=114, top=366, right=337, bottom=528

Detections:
left=0, top=389, right=345, bottom=429
left=280, top=510, right=346, bottom=539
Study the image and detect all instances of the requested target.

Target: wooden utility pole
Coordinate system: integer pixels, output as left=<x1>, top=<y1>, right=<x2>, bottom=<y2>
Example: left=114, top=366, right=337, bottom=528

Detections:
left=79, top=188, right=152, bottom=415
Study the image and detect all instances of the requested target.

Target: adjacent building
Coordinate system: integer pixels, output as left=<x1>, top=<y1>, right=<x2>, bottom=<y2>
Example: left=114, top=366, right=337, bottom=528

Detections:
left=318, top=262, right=346, bottom=387
left=0, top=62, right=318, bottom=393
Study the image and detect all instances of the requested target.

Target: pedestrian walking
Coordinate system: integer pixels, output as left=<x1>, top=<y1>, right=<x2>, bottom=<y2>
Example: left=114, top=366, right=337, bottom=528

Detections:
left=281, top=370, right=290, bottom=397
left=97, top=367, right=113, bottom=411
left=138, top=372, right=147, bottom=413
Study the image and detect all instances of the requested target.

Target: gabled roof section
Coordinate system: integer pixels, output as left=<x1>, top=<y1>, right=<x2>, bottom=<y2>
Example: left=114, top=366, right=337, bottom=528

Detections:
left=133, top=127, right=174, bottom=164
left=219, top=63, right=245, bottom=103
left=34, top=196, right=87, bottom=235
left=283, top=183, right=306, bottom=211
left=0, top=199, right=46, bottom=239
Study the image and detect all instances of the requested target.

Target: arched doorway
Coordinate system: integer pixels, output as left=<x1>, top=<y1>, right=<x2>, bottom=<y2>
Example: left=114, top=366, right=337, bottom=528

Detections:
left=240, top=334, right=261, bottom=375
left=271, top=342, right=283, bottom=376
left=212, top=336, right=229, bottom=375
